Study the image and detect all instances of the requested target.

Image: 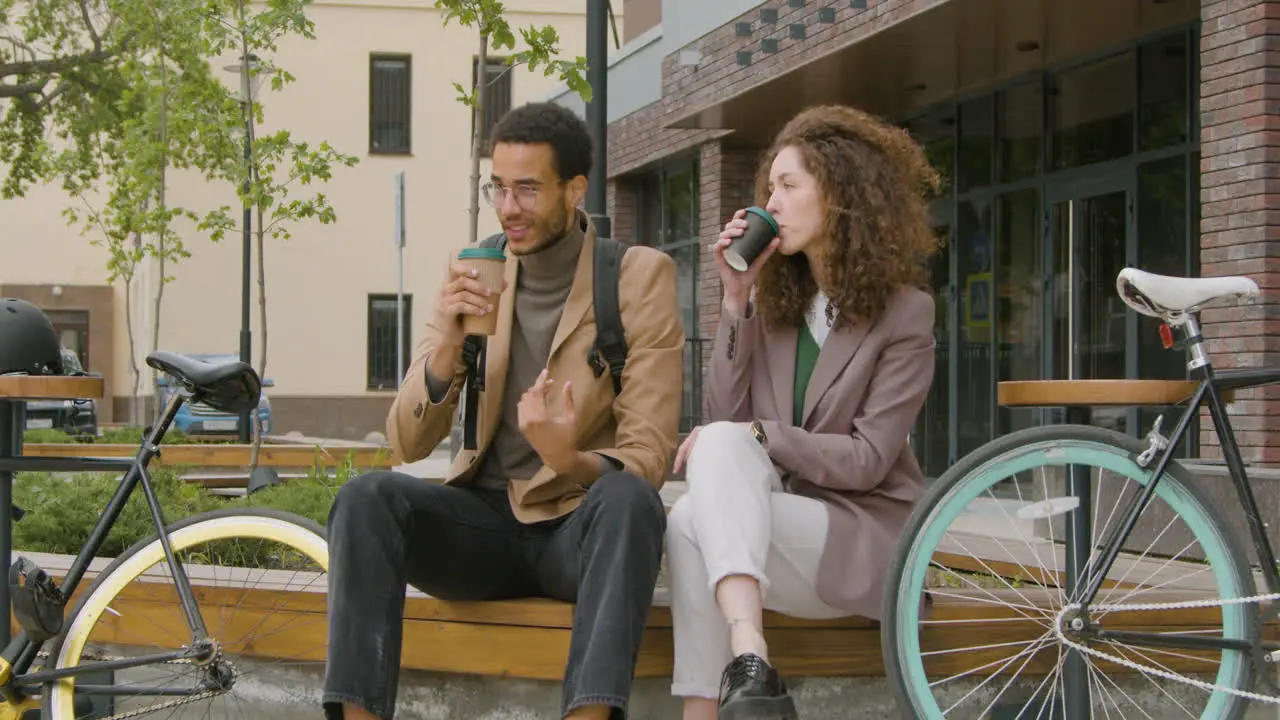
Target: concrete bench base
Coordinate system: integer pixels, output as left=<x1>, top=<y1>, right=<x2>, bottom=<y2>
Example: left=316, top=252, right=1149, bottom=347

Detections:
left=180, top=653, right=1280, bottom=719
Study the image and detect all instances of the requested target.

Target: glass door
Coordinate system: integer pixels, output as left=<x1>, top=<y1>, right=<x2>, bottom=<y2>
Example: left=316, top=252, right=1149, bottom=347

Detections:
left=1045, top=179, right=1134, bottom=433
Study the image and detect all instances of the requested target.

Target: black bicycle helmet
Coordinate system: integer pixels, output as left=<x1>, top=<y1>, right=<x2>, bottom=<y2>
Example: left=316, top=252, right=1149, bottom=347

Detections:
left=0, top=298, right=63, bottom=376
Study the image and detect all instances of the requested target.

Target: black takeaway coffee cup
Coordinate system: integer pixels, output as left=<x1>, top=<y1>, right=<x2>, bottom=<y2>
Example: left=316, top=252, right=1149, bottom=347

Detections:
left=723, top=206, right=779, bottom=272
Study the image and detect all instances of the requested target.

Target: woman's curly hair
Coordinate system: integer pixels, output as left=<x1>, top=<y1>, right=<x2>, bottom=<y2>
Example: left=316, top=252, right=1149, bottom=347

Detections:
left=753, top=105, right=941, bottom=330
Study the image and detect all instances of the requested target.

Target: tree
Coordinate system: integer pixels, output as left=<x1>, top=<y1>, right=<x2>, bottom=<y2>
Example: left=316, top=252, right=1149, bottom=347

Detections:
left=433, top=0, right=592, bottom=245
left=19, top=0, right=358, bottom=431
left=198, top=0, right=359, bottom=466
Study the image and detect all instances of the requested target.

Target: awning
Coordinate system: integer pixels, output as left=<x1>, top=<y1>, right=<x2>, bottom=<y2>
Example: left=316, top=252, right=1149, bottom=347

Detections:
left=665, top=0, right=1196, bottom=146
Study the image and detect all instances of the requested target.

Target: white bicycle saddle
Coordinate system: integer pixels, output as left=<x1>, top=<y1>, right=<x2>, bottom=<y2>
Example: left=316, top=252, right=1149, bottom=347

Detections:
left=1116, top=267, right=1259, bottom=322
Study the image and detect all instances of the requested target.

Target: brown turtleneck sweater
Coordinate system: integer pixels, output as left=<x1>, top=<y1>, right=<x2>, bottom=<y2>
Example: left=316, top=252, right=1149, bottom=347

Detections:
left=427, top=217, right=584, bottom=490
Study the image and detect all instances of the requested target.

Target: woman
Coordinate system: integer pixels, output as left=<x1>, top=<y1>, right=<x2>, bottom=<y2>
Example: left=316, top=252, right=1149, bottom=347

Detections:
left=666, top=104, right=940, bottom=720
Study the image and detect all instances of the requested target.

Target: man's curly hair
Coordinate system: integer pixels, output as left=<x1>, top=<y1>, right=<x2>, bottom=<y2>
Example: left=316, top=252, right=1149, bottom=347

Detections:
left=753, top=105, right=941, bottom=330
left=490, top=101, right=593, bottom=180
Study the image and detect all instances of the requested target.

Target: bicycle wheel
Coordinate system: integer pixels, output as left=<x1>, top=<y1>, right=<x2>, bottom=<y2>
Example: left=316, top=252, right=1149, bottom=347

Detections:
left=44, top=507, right=329, bottom=719
left=883, top=424, right=1258, bottom=719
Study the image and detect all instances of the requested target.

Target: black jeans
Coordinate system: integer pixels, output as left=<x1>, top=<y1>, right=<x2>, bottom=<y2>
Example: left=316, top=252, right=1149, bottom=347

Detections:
left=321, top=469, right=667, bottom=720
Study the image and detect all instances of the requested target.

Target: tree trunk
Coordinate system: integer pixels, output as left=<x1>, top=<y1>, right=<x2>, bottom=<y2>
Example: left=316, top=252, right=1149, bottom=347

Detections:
left=251, top=202, right=265, bottom=468
left=122, top=241, right=142, bottom=428
left=468, top=30, right=487, bottom=245
left=150, top=37, right=171, bottom=427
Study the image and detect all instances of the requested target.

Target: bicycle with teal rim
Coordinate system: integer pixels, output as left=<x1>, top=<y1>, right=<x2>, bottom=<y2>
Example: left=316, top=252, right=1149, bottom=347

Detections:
left=882, top=267, right=1280, bottom=718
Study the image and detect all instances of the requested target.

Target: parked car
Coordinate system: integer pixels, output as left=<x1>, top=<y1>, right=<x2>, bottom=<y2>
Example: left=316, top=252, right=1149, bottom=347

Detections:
left=25, top=348, right=99, bottom=437
left=158, top=353, right=273, bottom=436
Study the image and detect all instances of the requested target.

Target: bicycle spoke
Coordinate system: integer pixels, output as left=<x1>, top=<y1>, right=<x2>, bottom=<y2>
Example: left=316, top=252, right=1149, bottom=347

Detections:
left=885, top=428, right=1265, bottom=719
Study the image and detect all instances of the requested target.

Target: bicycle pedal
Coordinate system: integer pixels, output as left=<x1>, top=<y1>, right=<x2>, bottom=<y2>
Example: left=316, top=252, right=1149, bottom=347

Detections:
left=9, top=556, right=64, bottom=643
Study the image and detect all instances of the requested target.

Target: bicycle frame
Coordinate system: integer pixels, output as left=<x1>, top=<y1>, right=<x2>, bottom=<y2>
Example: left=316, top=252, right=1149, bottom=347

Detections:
left=1073, top=313, right=1280, bottom=658
left=0, top=389, right=219, bottom=702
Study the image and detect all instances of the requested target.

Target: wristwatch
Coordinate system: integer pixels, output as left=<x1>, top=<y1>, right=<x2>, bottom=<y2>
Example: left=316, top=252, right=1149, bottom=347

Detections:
left=748, top=419, right=768, bottom=449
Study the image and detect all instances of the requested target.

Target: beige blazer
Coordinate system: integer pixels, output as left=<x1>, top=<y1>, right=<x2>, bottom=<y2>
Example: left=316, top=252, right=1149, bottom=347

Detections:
left=387, top=213, right=686, bottom=524
left=707, top=286, right=936, bottom=618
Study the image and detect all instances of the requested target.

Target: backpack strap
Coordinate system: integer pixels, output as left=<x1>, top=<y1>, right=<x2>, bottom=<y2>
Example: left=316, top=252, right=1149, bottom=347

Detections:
left=461, top=233, right=506, bottom=450
left=588, top=235, right=629, bottom=396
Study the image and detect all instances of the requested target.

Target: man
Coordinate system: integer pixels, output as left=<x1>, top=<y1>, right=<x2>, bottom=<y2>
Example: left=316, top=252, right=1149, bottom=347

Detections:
left=322, top=102, right=685, bottom=720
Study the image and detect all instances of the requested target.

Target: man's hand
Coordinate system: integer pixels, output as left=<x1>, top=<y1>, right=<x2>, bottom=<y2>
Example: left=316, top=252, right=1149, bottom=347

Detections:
left=518, top=368, right=579, bottom=475
left=427, top=261, right=508, bottom=383
left=435, top=261, right=507, bottom=347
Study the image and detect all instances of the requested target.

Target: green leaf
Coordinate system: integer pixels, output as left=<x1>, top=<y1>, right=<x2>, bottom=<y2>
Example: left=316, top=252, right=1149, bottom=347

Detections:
left=435, top=8, right=592, bottom=113
left=452, top=81, right=477, bottom=107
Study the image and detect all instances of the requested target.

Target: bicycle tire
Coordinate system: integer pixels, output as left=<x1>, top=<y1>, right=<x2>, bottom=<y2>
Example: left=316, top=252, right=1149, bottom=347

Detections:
left=882, top=424, right=1258, bottom=719
left=42, top=507, right=329, bottom=719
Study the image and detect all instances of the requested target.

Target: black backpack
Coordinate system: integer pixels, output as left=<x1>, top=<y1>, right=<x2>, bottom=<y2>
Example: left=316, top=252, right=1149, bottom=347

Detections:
left=459, top=231, right=630, bottom=450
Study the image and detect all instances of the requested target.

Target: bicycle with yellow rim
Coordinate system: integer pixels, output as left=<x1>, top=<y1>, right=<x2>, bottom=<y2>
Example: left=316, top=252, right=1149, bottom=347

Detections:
left=0, top=350, right=329, bottom=719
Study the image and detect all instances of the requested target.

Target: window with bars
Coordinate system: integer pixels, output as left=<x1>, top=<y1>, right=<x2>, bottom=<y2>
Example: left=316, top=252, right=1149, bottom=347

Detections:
left=472, top=56, right=513, bottom=157
left=370, top=54, right=411, bottom=154
left=367, top=294, right=412, bottom=390
left=635, top=158, right=703, bottom=432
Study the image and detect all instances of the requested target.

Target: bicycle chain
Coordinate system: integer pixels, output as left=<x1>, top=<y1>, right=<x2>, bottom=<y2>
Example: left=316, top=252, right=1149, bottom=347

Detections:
left=1054, top=591, right=1280, bottom=704
left=27, top=654, right=226, bottom=719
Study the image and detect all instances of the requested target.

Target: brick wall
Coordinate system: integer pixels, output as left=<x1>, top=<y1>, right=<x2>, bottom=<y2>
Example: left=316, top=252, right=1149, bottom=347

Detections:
left=607, top=179, right=638, bottom=243
left=697, top=142, right=761, bottom=336
left=606, top=100, right=725, bottom=178
left=696, top=141, right=761, bottom=420
left=607, top=0, right=936, bottom=181
left=1198, top=0, right=1280, bottom=464
left=659, top=0, right=939, bottom=124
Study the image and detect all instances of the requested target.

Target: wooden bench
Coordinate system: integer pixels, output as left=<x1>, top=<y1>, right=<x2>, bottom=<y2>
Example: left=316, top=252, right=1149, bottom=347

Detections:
left=13, top=551, right=1263, bottom=681
left=14, top=376, right=1268, bottom=681
left=996, top=378, right=1231, bottom=408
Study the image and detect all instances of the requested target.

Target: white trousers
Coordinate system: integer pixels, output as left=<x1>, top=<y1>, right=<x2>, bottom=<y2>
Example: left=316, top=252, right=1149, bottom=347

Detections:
left=667, top=421, right=847, bottom=699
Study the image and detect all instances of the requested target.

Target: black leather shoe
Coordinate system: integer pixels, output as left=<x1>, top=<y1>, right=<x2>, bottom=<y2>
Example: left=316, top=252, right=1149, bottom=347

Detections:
left=717, top=653, right=798, bottom=720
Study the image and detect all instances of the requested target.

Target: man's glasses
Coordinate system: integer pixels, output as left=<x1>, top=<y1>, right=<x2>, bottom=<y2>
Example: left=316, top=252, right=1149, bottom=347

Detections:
left=481, top=182, right=541, bottom=209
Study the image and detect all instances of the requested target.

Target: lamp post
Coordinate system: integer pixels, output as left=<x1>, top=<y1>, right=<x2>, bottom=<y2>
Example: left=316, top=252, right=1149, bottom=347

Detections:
left=223, top=52, right=264, bottom=443
left=585, top=0, right=609, bottom=238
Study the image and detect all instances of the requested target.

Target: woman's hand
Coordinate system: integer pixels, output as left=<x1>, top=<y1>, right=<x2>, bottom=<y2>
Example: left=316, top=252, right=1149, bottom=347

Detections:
left=712, top=209, right=780, bottom=318
left=672, top=425, right=702, bottom=475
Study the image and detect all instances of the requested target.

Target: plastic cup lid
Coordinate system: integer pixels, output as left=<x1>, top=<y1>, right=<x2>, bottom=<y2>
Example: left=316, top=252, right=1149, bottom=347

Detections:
left=458, top=247, right=506, bottom=261
left=744, top=206, right=779, bottom=234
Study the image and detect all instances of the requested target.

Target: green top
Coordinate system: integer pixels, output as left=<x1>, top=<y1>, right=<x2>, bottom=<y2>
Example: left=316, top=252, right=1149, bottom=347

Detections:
left=793, top=322, right=820, bottom=426
left=458, top=246, right=506, bottom=261
left=744, top=206, right=779, bottom=234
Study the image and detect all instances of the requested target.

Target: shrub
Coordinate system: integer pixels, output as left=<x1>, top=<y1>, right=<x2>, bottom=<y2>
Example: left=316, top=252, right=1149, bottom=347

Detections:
left=12, top=454, right=370, bottom=567
left=14, top=467, right=223, bottom=558
left=22, top=426, right=189, bottom=445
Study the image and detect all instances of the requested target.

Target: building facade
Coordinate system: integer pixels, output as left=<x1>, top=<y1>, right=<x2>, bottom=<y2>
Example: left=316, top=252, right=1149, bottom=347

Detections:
left=2, top=0, right=606, bottom=438
left=553, top=0, right=1273, bottom=473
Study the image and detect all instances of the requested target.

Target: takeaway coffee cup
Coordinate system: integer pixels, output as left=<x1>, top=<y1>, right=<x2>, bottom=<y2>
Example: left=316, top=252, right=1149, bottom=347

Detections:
left=723, top=206, right=779, bottom=272
left=457, top=246, right=506, bottom=336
